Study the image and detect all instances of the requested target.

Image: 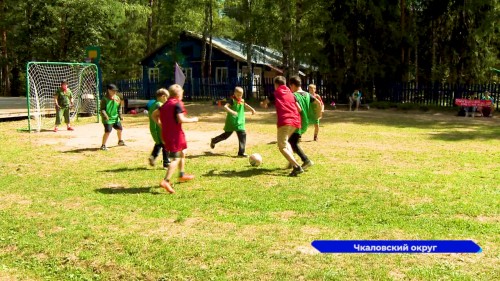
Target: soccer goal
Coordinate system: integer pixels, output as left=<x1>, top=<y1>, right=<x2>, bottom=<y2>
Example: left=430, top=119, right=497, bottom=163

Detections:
left=26, top=62, right=100, bottom=132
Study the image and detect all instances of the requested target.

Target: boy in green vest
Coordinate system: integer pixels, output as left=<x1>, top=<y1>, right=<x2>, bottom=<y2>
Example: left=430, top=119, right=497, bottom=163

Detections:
left=210, top=87, right=256, bottom=157
left=100, top=84, right=125, bottom=150
left=148, top=88, right=170, bottom=168
left=53, top=80, right=74, bottom=132
left=288, top=75, right=320, bottom=170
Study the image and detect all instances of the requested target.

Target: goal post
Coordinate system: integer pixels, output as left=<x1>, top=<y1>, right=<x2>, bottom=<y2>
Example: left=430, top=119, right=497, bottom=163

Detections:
left=26, top=62, right=100, bottom=132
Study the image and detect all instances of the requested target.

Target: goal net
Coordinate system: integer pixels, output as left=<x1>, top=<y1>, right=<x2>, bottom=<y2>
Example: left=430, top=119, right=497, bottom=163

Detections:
left=26, top=62, right=99, bottom=132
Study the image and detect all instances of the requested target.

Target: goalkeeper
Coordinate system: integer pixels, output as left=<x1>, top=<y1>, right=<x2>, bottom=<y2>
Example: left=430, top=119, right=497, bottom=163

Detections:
left=100, top=84, right=125, bottom=150
left=53, top=80, right=74, bottom=132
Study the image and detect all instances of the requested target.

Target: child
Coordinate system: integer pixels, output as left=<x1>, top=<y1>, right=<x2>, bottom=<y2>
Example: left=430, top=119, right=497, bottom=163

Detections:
left=308, top=84, right=324, bottom=141
left=53, top=80, right=74, bottom=132
left=152, top=84, right=198, bottom=194
left=100, top=84, right=125, bottom=150
left=210, top=86, right=256, bottom=157
left=349, top=89, right=362, bottom=111
left=148, top=88, right=170, bottom=168
left=273, top=76, right=303, bottom=177
left=289, top=75, right=319, bottom=170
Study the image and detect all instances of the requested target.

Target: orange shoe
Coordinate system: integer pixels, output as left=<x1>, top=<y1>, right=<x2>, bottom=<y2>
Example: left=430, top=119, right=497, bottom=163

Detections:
left=67, top=126, right=74, bottom=131
left=53, top=127, right=58, bottom=132
left=179, top=174, right=195, bottom=182
left=160, top=179, right=175, bottom=194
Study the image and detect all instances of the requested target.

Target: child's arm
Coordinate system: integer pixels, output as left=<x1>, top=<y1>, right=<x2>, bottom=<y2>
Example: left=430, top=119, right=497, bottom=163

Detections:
left=244, top=103, right=256, bottom=115
left=177, top=113, right=198, bottom=123
left=152, top=109, right=161, bottom=126
left=100, top=99, right=109, bottom=120
left=224, top=103, right=237, bottom=116
left=54, top=94, right=60, bottom=109
left=296, top=102, right=302, bottom=112
left=69, top=89, right=74, bottom=107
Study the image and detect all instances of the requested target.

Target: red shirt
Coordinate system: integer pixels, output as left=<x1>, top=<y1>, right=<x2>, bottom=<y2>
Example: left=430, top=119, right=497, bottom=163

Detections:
left=274, top=85, right=301, bottom=128
left=159, top=98, right=187, bottom=152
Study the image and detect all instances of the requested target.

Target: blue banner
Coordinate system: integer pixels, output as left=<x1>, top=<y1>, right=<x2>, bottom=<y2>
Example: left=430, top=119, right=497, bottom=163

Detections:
left=311, top=240, right=482, bottom=254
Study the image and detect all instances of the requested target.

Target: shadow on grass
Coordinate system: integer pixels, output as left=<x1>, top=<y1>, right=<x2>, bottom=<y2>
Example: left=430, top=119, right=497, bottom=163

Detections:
left=95, top=187, right=162, bottom=195
left=203, top=167, right=283, bottom=178
left=63, top=147, right=101, bottom=153
left=187, top=151, right=252, bottom=159
left=101, top=167, right=150, bottom=172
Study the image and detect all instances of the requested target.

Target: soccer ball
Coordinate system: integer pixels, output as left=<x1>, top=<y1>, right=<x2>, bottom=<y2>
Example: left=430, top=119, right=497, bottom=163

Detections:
left=249, top=153, right=263, bottom=167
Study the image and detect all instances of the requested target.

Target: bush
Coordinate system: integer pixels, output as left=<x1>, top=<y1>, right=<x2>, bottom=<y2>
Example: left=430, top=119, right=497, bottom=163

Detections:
left=370, top=101, right=394, bottom=109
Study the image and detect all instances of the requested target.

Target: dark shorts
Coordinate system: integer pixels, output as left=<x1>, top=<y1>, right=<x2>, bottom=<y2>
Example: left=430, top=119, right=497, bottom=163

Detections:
left=167, top=151, right=182, bottom=159
left=103, top=122, right=123, bottom=133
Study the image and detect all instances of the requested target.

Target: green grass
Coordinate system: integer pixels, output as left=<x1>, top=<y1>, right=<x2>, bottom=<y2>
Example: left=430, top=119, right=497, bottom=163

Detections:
left=0, top=106, right=499, bottom=280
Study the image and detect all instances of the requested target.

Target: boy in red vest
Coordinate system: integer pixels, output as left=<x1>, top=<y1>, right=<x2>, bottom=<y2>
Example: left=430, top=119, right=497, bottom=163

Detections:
left=152, top=84, right=198, bottom=193
left=273, top=76, right=304, bottom=176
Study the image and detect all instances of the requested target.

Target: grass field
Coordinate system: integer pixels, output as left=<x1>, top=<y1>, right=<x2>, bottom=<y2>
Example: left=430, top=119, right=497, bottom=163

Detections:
left=0, top=104, right=499, bottom=280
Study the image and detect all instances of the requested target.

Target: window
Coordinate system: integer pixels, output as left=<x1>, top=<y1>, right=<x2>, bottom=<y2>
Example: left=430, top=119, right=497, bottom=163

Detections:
left=148, top=68, right=159, bottom=82
left=241, top=66, right=262, bottom=92
left=216, top=67, right=228, bottom=84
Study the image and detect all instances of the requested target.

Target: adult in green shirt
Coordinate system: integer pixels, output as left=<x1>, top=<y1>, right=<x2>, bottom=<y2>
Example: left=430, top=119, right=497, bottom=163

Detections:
left=210, top=87, right=256, bottom=157
left=53, top=80, right=74, bottom=132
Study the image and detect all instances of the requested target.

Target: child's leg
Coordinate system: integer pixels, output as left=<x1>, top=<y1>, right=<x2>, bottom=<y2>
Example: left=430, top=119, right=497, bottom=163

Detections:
left=63, top=108, right=71, bottom=127
left=314, top=123, right=319, bottom=140
left=102, top=132, right=111, bottom=146
left=277, top=126, right=300, bottom=167
left=161, top=147, right=170, bottom=167
left=212, top=131, right=232, bottom=146
left=151, top=143, right=162, bottom=158
left=289, top=133, right=308, bottom=163
left=160, top=152, right=180, bottom=193
left=236, top=130, right=247, bottom=155
left=55, top=108, right=62, bottom=127
left=117, top=129, right=122, bottom=141
left=178, top=150, right=194, bottom=181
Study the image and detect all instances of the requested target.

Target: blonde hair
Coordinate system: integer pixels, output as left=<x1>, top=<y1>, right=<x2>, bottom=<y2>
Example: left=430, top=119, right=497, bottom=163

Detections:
left=308, top=84, right=316, bottom=90
left=168, top=84, right=183, bottom=98
left=234, top=87, right=244, bottom=95
left=156, top=88, right=169, bottom=98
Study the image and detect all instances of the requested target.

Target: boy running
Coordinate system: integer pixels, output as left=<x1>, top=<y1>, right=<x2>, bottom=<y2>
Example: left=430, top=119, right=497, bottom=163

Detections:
left=210, top=86, right=256, bottom=157
left=152, top=84, right=199, bottom=194
left=148, top=88, right=170, bottom=168
left=273, top=76, right=303, bottom=176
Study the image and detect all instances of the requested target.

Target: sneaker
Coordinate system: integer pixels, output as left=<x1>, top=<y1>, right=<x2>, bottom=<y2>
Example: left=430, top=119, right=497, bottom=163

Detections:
left=160, top=179, right=175, bottom=194
left=148, top=156, right=156, bottom=167
left=313, top=136, right=318, bottom=141
left=238, top=153, right=249, bottom=157
left=302, top=160, right=314, bottom=170
left=100, top=145, right=108, bottom=151
left=53, top=127, right=58, bottom=132
left=210, top=139, right=215, bottom=149
left=67, top=126, right=74, bottom=131
left=289, top=166, right=304, bottom=177
left=118, top=140, right=126, bottom=146
left=179, top=174, right=195, bottom=182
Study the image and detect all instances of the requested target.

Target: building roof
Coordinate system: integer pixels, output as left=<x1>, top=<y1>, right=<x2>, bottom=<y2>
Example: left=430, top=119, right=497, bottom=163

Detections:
left=140, top=31, right=307, bottom=74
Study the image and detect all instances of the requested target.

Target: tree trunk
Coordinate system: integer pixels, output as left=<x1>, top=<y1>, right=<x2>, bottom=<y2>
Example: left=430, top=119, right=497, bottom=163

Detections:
left=146, top=0, right=153, bottom=53
left=1, top=30, right=10, bottom=97
left=208, top=0, right=213, bottom=79
left=401, top=0, right=406, bottom=81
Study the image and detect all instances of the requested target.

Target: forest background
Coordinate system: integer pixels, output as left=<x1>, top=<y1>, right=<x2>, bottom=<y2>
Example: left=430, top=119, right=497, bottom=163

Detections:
left=0, top=0, right=499, bottom=97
